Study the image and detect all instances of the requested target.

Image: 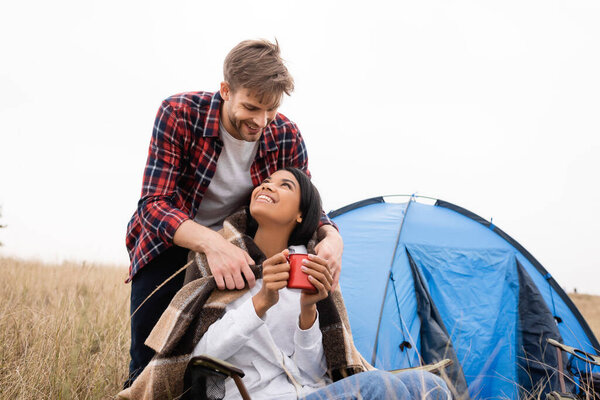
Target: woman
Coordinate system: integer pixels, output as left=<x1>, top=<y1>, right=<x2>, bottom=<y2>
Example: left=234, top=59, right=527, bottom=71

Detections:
left=119, top=168, right=450, bottom=399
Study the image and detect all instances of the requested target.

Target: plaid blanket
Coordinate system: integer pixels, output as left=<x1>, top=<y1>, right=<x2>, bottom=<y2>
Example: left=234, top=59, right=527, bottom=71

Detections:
left=118, top=209, right=371, bottom=399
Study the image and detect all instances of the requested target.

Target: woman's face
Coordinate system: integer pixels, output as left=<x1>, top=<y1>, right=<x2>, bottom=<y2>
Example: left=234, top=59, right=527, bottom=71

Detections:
left=249, top=170, right=302, bottom=229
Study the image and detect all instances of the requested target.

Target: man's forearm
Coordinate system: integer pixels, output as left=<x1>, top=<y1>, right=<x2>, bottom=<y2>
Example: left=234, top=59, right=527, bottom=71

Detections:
left=317, top=224, right=339, bottom=242
left=173, top=219, right=219, bottom=253
left=315, top=223, right=344, bottom=290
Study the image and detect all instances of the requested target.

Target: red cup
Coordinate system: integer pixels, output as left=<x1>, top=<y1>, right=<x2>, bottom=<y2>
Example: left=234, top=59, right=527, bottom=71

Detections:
left=287, top=247, right=316, bottom=292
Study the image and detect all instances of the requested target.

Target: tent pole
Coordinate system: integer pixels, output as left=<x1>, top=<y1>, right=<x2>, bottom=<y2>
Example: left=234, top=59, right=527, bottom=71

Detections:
left=390, top=271, right=413, bottom=367
left=370, top=195, right=415, bottom=366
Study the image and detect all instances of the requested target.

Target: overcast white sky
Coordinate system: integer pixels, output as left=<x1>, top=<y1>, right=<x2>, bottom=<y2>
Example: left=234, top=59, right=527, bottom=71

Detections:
left=1, top=0, right=599, bottom=293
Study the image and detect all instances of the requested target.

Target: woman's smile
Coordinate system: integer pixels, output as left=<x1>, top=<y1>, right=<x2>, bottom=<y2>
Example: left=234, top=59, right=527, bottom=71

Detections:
left=256, top=193, right=275, bottom=203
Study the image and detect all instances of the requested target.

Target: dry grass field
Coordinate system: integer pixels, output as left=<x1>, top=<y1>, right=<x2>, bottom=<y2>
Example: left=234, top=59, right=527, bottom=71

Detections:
left=0, top=256, right=599, bottom=399
left=0, top=257, right=130, bottom=399
left=570, top=293, right=600, bottom=341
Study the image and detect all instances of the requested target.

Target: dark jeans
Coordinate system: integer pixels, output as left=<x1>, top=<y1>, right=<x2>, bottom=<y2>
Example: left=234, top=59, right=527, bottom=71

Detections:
left=124, top=245, right=189, bottom=388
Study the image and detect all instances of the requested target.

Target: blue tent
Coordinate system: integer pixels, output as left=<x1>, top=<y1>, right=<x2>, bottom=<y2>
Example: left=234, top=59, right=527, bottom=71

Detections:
left=330, top=196, right=599, bottom=399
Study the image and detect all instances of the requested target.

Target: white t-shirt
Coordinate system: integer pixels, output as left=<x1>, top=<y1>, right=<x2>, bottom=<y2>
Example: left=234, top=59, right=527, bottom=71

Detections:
left=194, top=124, right=259, bottom=230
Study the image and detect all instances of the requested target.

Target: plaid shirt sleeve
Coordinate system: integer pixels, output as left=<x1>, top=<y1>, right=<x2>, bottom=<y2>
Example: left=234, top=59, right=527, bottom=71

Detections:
left=286, top=123, right=337, bottom=231
left=136, top=101, right=191, bottom=244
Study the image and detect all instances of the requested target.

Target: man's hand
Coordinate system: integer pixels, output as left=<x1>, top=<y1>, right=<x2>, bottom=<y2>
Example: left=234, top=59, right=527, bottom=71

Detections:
left=173, top=220, right=256, bottom=290
left=253, top=250, right=290, bottom=317
left=315, top=225, right=343, bottom=290
left=204, top=236, right=256, bottom=290
left=298, top=254, right=332, bottom=329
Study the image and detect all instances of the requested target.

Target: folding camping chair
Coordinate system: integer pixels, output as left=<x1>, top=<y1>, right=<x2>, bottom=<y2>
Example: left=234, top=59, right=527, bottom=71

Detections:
left=183, top=354, right=453, bottom=400
left=546, top=338, right=600, bottom=400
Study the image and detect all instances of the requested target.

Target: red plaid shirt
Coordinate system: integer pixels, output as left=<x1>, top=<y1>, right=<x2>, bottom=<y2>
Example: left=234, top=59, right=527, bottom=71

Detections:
left=126, top=91, right=332, bottom=281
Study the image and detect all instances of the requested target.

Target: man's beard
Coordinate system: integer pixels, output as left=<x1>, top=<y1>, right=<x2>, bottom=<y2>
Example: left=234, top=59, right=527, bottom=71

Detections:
left=230, top=115, right=262, bottom=138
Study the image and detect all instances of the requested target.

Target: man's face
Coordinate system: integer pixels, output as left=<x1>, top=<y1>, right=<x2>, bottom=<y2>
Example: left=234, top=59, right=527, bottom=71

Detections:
left=220, top=83, right=280, bottom=142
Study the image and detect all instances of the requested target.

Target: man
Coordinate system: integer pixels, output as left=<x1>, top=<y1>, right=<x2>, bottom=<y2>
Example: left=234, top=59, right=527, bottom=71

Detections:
left=124, top=39, right=344, bottom=386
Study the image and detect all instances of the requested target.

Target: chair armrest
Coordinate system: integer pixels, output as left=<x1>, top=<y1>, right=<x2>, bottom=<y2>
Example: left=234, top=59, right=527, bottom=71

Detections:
left=189, top=355, right=246, bottom=378
left=187, top=355, right=251, bottom=400
left=547, top=338, right=600, bottom=366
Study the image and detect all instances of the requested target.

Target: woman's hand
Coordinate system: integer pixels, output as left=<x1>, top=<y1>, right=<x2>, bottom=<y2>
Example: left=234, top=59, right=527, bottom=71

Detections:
left=299, top=254, right=333, bottom=329
left=252, top=250, right=290, bottom=318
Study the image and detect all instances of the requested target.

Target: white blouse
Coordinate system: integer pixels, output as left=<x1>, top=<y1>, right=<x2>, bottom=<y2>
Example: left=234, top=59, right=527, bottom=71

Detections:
left=193, top=280, right=329, bottom=400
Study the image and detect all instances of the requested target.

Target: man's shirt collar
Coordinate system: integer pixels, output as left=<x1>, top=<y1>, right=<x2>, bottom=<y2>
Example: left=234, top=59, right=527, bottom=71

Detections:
left=202, top=91, right=222, bottom=138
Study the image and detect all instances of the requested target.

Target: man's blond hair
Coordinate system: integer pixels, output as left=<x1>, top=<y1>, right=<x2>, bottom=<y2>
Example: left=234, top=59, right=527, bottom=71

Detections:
left=223, top=39, right=294, bottom=105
